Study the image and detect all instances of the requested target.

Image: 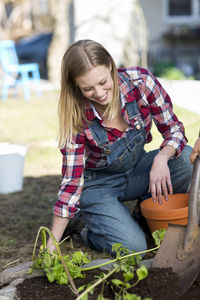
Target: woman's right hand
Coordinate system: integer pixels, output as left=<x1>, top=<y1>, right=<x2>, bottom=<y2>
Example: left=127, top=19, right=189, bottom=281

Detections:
left=190, top=137, right=200, bottom=164
left=47, top=239, right=56, bottom=253
left=46, top=215, right=70, bottom=252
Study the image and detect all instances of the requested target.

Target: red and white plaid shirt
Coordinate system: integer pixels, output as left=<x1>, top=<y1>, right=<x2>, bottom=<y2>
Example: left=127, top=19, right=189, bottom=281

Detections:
left=54, top=67, right=187, bottom=218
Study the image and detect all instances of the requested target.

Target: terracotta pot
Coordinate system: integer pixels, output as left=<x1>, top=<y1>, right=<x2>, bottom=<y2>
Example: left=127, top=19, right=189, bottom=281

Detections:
left=140, top=193, right=189, bottom=233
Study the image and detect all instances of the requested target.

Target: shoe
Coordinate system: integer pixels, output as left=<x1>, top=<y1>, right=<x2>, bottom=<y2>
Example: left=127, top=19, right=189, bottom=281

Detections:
left=80, top=227, right=88, bottom=245
left=62, top=212, right=85, bottom=238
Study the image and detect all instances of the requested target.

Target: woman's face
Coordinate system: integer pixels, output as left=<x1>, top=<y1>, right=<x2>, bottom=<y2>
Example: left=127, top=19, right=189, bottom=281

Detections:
left=75, top=65, right=114, bottom=108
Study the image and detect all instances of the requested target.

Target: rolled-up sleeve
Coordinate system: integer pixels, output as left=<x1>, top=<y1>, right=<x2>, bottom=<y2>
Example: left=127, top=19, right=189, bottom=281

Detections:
left=144, top=70, right=187, bottom=156
left=54, top=134, right=85, bottom=218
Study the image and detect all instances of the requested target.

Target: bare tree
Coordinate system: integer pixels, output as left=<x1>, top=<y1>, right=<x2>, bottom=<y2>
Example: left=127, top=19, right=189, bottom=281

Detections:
left=47, top=0, right=71, bottom=83
left=0, top=0, right=33, bottom=41
left=122, top=0, right=147, bottom=68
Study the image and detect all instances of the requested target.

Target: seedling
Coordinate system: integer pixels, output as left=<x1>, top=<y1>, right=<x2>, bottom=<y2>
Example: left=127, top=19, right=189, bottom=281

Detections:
left=29, top=226, right=90, bottom=296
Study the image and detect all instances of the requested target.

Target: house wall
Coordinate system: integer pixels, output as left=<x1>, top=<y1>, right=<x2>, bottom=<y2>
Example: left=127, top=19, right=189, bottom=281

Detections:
left=138, top=0, right=167, bottom=51
left=139, top=0, right=200, bottom=51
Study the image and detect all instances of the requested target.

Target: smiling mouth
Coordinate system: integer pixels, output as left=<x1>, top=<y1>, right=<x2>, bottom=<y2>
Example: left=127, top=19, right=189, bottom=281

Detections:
left=95, top=91, right=108, bottom=101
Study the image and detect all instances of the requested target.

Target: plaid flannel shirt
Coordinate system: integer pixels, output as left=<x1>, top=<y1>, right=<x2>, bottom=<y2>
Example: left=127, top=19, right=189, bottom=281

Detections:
left=54, top=67, right=187, bottom=218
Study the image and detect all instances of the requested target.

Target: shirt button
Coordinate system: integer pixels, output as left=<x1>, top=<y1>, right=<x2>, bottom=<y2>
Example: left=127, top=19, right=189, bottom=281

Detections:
left=136, top=124, right=141, bottom=130
left=106, top=149, right=111, bottom=154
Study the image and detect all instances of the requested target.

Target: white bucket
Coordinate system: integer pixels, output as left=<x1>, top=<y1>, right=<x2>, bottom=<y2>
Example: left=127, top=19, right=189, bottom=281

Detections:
left=0, top=143, right=27, bottom=194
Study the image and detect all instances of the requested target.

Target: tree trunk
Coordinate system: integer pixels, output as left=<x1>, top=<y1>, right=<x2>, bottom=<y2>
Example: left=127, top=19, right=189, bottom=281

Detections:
left=47, top=0, right=71, bottom=83
left=122, top=0, right=147, bottom=68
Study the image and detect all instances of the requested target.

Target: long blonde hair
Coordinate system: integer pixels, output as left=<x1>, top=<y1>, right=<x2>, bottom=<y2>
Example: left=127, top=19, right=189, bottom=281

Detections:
left=58, top=40, right=119, bottom=147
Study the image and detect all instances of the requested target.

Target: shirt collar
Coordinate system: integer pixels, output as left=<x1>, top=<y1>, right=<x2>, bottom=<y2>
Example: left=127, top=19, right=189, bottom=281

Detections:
left=85, top=100, right=100, bottom=121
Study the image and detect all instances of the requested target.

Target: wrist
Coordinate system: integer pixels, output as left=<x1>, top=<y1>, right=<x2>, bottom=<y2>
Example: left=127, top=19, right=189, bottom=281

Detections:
left=157, top=145, right=176, bottom=161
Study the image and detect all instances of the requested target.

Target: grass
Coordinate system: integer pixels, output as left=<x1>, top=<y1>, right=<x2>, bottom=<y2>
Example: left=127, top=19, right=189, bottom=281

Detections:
left=0, top=88, right=199, bottom=177
left=0, top=90, right=61, bottom=176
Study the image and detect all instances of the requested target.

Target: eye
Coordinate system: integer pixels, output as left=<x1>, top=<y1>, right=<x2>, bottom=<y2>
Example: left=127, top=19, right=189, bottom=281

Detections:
left=100, top=80, right=107, bottom=85
left=83, top=87, right=92, bottom=92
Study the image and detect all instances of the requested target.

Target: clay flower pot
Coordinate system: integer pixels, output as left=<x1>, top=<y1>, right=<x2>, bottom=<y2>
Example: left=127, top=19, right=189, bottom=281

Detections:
left=140, top=193, right=189, bottom=233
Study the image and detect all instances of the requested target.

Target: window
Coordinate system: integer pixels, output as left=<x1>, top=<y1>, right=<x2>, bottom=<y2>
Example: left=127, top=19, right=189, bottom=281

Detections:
left=163, top=0, right=200, bottom=23
left=169, top=0, right=192, bottom=16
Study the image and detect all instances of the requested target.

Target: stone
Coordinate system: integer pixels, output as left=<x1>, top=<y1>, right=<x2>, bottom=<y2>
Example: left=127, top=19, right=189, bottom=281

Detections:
left=0, top=296, right=12, bottom=300
left=0, top=286, right=16, bottom=299
left=10, top=278, right=24, bottom=287
left=0, top=262, right=32, bottom=285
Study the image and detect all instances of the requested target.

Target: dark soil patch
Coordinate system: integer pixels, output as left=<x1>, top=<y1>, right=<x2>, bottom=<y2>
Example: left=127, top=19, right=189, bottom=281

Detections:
left=16, top=267, right=200, bottom=300
left=0, top=176, right=104, bottom=273
left=1, top=176, right=200, bottom=299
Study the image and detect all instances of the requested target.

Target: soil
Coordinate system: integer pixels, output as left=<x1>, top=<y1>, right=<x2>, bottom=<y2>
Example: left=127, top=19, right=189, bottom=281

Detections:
left=1, top=175, right=200, bottom=299
left=16, top=268, right=200, bottom=300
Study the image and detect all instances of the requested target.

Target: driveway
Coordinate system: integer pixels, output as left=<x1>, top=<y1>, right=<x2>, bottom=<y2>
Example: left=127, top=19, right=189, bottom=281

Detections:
left=159, top=78, right=200, bottom=115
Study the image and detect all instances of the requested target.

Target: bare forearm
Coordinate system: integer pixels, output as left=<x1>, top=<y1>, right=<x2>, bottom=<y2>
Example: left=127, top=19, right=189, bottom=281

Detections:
left=47, top=215, right=69, bottom=251
left=150, top=145, right=176, bottom=203
left=156, top=145, right=176, bottom=162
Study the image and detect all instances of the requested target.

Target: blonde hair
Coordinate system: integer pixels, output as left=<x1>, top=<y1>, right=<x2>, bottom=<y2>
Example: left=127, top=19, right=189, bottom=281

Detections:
left=58, top=40, right=119, bottom=147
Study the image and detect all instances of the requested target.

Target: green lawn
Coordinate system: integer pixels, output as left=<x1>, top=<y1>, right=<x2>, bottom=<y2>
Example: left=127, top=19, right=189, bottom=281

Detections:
left=0, top=90, right=199, bottom=177
left=0, top=90, right=61, bottom=176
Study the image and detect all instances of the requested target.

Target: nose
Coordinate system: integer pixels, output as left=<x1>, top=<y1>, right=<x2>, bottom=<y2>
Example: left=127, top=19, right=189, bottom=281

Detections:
left=94, top=86, right=104, bottom=98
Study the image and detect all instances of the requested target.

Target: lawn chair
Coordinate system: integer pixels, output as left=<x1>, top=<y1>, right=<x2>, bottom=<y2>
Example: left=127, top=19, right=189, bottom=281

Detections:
left=0, top=40, right=41, bottom=101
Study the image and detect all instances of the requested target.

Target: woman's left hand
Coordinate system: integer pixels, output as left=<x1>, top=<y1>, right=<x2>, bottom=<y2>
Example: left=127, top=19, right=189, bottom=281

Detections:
left=149, top=146, right=175, bottom=204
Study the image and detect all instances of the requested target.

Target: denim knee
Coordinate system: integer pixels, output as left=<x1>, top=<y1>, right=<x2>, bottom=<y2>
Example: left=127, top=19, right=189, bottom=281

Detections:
left=169, top=145, right=193, bottom=193
left=86, top=219, right=147, bottom=256
left=178, top=145, right=193, bottom=191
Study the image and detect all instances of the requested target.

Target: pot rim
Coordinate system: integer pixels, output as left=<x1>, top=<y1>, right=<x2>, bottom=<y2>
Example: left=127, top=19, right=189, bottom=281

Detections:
left=141, top=207, right=188, bottom=220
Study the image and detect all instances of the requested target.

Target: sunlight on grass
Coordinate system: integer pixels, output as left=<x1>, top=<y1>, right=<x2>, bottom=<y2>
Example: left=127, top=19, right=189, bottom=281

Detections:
left=0, top=90, right=61, bottom=176
left=0, top=90, right=199, bottom=177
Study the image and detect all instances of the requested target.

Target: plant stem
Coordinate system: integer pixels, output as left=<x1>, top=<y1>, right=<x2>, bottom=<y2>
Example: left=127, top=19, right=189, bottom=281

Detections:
left=76, top=267, right=118, bottom=300
left=32, top=226, right=79, bottom=297
left=82, top=245, right=159, bottom=272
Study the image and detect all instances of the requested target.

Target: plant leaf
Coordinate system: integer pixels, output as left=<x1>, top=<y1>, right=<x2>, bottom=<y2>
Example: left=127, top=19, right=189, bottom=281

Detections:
left=124, top=293, right=141, bottom=300
left=46, top=271, right=55, bottom=283
left=123, top=293, right=141, bottom=300
left=111, top=279, right=124, bottom=286
left=136, top=265, right=148, bottom=281
left=152, top=229, right=166, bottom=246
left=123, top=271, right=134, bottom=282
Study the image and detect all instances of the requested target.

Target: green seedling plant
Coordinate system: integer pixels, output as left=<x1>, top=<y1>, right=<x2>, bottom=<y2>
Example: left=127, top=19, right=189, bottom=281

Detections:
left=77, top=229, right=166, bottom=299
left=30, top=227, right=166, bottom=300
left=111, top=265, right=148, bottom=299
left=29, top=226, right=91, bottom=297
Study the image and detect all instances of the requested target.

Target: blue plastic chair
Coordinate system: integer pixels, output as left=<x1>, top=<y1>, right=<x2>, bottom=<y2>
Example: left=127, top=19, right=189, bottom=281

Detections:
left=0, top=40, right=41, bottom=101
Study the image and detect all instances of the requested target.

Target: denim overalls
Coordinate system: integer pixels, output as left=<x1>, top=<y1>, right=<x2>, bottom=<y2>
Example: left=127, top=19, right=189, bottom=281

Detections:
left=79, top=99, right=193, bottom=254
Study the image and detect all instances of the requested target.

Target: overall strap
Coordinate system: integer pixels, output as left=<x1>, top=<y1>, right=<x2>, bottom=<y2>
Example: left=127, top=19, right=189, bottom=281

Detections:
left=119, top=72, right=141, bottom=120
left=88, top=119, right=109, bottom=147
left=125, top=100, right=141, bottom=120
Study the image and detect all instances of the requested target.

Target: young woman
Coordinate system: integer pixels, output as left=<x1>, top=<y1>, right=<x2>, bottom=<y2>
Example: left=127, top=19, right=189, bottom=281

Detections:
left=47, top=40, right=193, bottom=254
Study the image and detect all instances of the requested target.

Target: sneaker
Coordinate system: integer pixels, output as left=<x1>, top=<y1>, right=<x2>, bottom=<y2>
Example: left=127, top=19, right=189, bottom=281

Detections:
left=80, top=227, right=88, bottom=245
left=62, top=212, right=85, bottom=238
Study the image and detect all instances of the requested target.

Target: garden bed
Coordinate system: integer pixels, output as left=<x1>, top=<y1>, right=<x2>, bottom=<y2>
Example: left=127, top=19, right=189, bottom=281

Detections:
left=16, top=267, right=200, bottom=300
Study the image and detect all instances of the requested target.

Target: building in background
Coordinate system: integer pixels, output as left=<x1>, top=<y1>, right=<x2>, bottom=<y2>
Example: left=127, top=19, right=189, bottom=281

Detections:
left=138, top=0, right=200, bottom=79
